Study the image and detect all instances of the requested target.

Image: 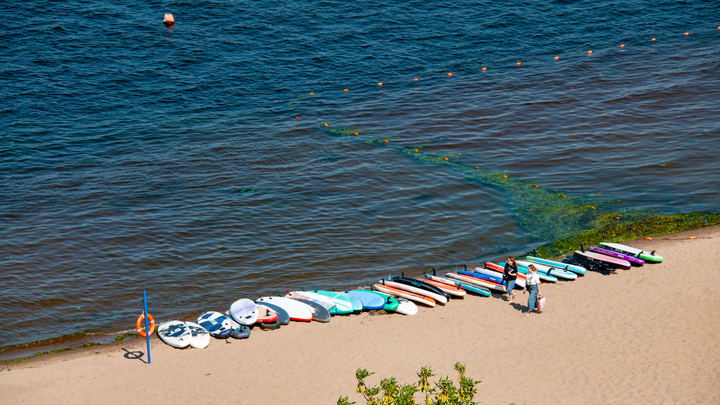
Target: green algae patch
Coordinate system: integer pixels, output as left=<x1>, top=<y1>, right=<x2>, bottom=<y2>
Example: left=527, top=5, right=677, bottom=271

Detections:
left=0, top=343, right=102, bottom=364
left=530, top=212, right=720, bottom=259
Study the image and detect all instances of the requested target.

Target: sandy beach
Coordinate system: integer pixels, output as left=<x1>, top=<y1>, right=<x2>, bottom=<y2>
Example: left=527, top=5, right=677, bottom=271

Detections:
left=3, top=225, right=719, bottom=405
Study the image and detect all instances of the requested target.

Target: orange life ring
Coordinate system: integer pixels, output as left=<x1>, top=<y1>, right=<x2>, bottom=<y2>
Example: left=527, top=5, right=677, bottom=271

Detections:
left=136, top=312, right=155, bottom=337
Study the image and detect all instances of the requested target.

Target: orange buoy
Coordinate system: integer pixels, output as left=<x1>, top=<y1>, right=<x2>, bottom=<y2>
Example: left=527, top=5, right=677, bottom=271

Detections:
left=690, top=236, right=696, bottom=239
left=443, top=157, right=449, bottom=161
left=503, top=175, right=508, bottom=178
left=323, top=123, right=328, bottom=127
left=615, top=216, right=620, bottom=220
left=516, top=62, right=522, bottom=66
left=684, top=32, right=689, bottom=36
left=632, top=228, right=636, bottom=231
left=136, top=312, right=155, bottom=337
left=447, top=73, right=453, bottom=76
left=163, top=14, right=174, bottom=25
left=620, top=44, right=625, bottom=48
left=482, top=67, right=487, bottom=71
left=343, top=89, right=348, bottom=92
left=554, top=56, right=559, bottom=60
left=590, top=206, right=595, bottom=209
left=353, top=132, right=358, bottom=136
left=474, top=167, right=479, bottom=170
left=378, top=83, right=383, bottom=86
left=295, top=116, right=300, bottom=119
left=414, top=149, right=419, bottom=152
left=560, top=194, right=566, bottom=198
left=532, top=185, right=538, bottom=188
left=309, top=92, right=314, bottom=95
left=383, top=140, right=388, bottom=143
left=588, top=50, right=592, bottom=54
left=414, top=78, right=419, bottom=81
left=651, top=38, right=656, bottom=41
left=646, top=237, right=652, bottom=240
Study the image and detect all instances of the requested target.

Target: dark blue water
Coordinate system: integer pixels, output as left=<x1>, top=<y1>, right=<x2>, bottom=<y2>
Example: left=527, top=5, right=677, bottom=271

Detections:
left=2, top=0, right=719, bottom=354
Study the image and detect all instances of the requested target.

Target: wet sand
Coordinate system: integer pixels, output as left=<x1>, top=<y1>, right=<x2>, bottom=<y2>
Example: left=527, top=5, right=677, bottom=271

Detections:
left=3, top=226, right=719, bottom=405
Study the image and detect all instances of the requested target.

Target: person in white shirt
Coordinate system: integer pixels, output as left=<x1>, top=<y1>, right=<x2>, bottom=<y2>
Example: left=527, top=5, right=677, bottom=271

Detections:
left=522, top=264, right=542, bottom=316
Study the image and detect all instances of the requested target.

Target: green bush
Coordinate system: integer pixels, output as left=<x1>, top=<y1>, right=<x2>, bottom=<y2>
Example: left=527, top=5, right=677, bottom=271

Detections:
left=338, top=362, right=500, bottom=405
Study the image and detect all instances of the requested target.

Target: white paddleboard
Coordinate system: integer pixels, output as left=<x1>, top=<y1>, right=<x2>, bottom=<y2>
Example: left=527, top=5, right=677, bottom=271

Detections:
left=257, top=296, right=313, bottom=322
left=285, top=291, right=336, bottom=312
left=185, top=322, right=210, bottom=349
left=384, top=280, right=447, bottom=303
left=394, top=298, right=418, bottom=315
left=229, top=298, right=259, bottom=325
left=157, top=321, right=192, bottom=349
left=516, top=260, right=577, bottom=280
left=197, top=311, right=234, bottom=339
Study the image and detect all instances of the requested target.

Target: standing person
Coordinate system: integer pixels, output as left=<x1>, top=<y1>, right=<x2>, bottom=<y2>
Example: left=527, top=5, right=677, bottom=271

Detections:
left=522, top=264, right=542, bottom=316
left=503, top=257, right=518, bottom=302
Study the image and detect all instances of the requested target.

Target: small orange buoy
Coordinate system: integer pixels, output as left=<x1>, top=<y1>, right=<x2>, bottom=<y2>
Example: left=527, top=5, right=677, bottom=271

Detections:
left=443, top=157, right=449, bottom=161
left=414, top=149, right=419, bottom=152
left=615, top=216, right=620, bottom=220
left=295, top=116, right=300, bottom=119
left=646, top=237, right=652, bottom=240
left=383, top=140, right=388, bottom=143
left=163, top=14, right=174, bottom=25
left=560, top=194, right=566, bottom=198
left=447, top=73, right=453, bottom=76
left=684, top=32, right=689, bottom=36
left=378, top=83, right=383, bottom=86
left=414, top=78, right=419, bottom=81
left=590, top=206, right=595, bottom=209
left=620, top=44, right=625, bottom=48
left=516, top=62, right=522, bottom=66
left=690, top=236, right=696, bottom=239
left=353, top=132, right=358, bottom=136
left=474, top=167, right=479, bottom=170
left=554, top=56, right=559, bottom=60
left=588, top=50, right=592, bottom=54
left=344, top=89, right=348, bottom=92
left=532, top=185, right=538, bottom=188
left=632, top=228, right=636, bottom=231
left=309, top=92, right=314, bottom=95
left=503, top=175, right=508, bottom=178
left=651, top=38, right=656, bottom=41
left=323, top=123, right=328, bottom=127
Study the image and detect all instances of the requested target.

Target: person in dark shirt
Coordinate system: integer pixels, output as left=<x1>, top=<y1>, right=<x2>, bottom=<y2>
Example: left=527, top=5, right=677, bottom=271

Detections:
left=503, top=257, right=518, bottom=302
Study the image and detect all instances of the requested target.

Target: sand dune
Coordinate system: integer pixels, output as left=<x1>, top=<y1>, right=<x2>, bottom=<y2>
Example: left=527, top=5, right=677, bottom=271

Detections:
left=3, top=226, right=719, bottom=405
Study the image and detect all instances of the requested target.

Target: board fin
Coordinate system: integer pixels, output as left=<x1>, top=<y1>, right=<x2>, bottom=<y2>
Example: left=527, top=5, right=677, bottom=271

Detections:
left=432, top=267, right=437, bottom=276
left=651, top=250, right=656, bottom=256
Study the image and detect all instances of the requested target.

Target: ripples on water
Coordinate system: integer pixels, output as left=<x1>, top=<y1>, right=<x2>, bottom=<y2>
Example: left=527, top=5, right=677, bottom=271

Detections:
left=1, top=0, right=719, bottom=353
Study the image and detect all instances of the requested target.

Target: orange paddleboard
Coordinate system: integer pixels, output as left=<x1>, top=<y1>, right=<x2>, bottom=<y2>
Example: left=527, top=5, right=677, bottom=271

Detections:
left=373, top=283, right=435, bottom=307
left=417, top=278, right=466, bottom=296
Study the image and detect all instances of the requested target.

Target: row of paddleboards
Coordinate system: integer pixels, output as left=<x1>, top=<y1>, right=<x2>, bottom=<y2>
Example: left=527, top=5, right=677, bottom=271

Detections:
left=157, top=241, right=661, bottom=349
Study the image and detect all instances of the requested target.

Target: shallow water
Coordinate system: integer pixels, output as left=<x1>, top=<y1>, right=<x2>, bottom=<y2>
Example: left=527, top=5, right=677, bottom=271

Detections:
left=1, top=0, right=719, bottom=354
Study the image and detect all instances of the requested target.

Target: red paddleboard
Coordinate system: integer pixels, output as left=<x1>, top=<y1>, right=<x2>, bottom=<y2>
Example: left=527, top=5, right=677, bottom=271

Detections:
left=372, top=283, right=436, bottom=307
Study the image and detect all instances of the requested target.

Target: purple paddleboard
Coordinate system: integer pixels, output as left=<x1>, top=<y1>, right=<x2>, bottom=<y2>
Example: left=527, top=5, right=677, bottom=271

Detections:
left=588, top=246, right=645, bottom=266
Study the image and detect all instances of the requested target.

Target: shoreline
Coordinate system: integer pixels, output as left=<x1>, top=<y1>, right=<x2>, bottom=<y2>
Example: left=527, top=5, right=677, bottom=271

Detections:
left=2, top=213, right=717, bottom=364
left=3, top=225, right=719, bottom=404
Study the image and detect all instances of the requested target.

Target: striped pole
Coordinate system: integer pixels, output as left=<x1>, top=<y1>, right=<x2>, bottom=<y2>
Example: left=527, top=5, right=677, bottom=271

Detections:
left=143, top=290, right=151, bottom=364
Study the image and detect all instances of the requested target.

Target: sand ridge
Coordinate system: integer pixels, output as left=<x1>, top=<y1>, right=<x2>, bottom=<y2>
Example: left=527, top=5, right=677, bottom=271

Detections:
left=3, top=226, right=719, bottom=405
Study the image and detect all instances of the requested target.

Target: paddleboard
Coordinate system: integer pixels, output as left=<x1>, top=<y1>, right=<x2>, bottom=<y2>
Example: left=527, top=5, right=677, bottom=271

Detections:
left=256, top=302, right=290, bottom=325
left=425, top=274, right=491, bottom=297
left=356, top=290, right=400, bottom=311
left=338, top=292, right=364, bottom=312
left=599, top=242, right=663, bottom=263
left=515, top=260, right=577, bottom=280
left=185, top=322, right=210, bottom=349
left=309, top=290, right=354, bottom=314
left=229, top=298, right=259, bottom=326
left=197, top=311, right=234, bottom=339
left=384, top=279, right=448, bottom=304
left=392, top=276, right=451, bottom=301
left=574, top=250, right=631, bottom=269
left=525, top=256, right=587, bottom=274
left=588, top=246, right=645, bottom=265
left=157, top=321, right=192, bottom=349
left=373, top=282, right=436, bottom=306
left=255, top=307, right=279, bottom=323
left=291, top=298, right=332, bottom=323
left=285, top=291, right=336, bottom=312
left=473, top=267, right=527, bottom=288
left=226, top=318, right=251, bottom=339
left=393, top=297, right=419, bottom=315
left=345, top=290, right=386, bottom=310
left=458, top=270, right=503, bottom=285
left=445, top=272, right=507, bottom=292
left=418, top=277, right=466, bottom=296
left=257, top=296, right=313, bottom=322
